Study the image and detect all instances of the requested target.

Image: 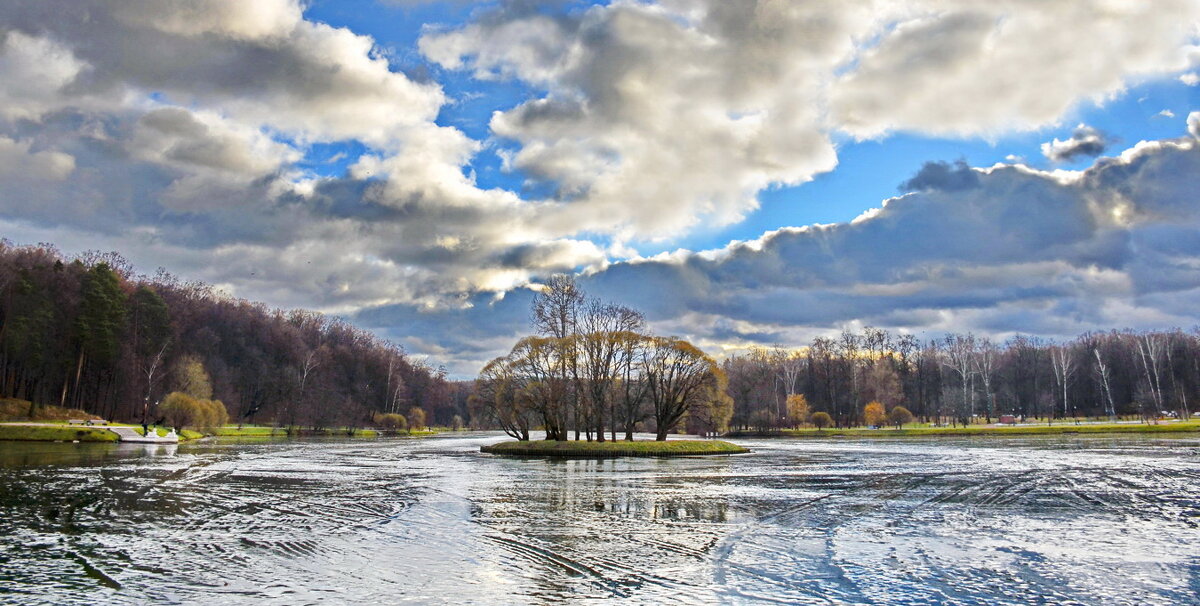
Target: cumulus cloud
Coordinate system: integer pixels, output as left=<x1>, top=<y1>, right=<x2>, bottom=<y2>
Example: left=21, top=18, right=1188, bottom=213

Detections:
left=355, top=136, right=1200, bottom=375
left=0, top=0, right=610, bottom=309
left=829, top=2, right=1199, bottom=138
left=2, top=0, right=1200, bottom=373
left=1040, top=124, right=1112, bottom=162
left=0, top=31, right=90, bottom=123
left=421, top=0, right=1200, bottom=241
left=898, top=160, right=980, bottom=192
left=1190, top=111, right=1200, bottom=140
left=0, top=136, right=74, bottom=180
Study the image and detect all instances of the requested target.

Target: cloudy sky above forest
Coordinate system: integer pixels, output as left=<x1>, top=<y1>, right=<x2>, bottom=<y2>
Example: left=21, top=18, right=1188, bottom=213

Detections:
left=1, top=0, right=1198, bottom=376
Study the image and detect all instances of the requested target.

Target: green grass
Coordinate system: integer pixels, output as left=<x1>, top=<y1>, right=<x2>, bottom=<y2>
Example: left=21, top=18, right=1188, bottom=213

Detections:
left=128, top=426, right=204, bottom=440
left=482, top=439, right=749, bottom=457
left=209, top=425, right=382, bottom=438
left=765, top=421, right=1200, bottom=438
left=0, top=424, right=119, bottom=442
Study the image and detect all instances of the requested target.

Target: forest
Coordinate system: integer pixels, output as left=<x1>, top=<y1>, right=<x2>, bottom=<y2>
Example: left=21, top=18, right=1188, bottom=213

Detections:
left=0, top=242, right=464, bottom=428
left=722, top=327, right=1200, bottom=430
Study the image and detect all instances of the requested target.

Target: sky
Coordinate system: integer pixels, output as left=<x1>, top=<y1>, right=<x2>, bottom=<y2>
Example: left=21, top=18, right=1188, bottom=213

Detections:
left=0, top=0, right=1198, bottom=377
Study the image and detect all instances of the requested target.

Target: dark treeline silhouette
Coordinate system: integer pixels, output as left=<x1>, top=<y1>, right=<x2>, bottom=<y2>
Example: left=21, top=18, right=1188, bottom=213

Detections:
left=725, top=327, right=1200, bottom=430
left=0, top=242, right=462, bottom=428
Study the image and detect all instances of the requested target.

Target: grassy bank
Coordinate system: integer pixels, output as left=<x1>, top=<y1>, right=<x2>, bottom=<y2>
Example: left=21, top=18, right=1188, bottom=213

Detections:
left=0, top=398, right=101, bottom=422
left=210, top=426, right=289, bottom=437
left=0, top=424, right=120, bottom=442
left=482, top=439, right=749, bottom=457
left=734, top=421, right=1200, bottom=439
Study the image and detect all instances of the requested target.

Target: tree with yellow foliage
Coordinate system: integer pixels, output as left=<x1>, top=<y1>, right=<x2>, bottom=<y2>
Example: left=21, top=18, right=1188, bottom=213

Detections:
left=786, top=394, right=810, bottom=427
left=863, top=401, right=887, bottom=427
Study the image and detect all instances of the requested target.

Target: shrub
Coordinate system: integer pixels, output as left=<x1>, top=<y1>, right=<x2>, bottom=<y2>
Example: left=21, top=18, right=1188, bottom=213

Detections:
left=811, top=411, right=833, bottom=430
left=374, top=413, right=407, bottom=431
left=159, top=391, right=228, bottom=430
left=408, top=407, right=427, bottom=430
left=889, top=406, right=915, bottom=429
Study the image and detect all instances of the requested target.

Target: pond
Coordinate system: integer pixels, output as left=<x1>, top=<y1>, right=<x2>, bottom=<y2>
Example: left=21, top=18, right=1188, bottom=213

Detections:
left=1, top=433, right=1198, bottom=604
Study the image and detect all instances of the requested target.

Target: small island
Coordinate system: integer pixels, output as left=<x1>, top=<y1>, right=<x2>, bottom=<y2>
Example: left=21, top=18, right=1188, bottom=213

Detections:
left=482, top=439, right=748, bottom=457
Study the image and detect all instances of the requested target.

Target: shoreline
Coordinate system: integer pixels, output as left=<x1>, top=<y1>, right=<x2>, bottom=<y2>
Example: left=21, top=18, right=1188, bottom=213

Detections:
left=727, top=421, right=1200, bottom=439
left=0, top=423, right=443, bottom=443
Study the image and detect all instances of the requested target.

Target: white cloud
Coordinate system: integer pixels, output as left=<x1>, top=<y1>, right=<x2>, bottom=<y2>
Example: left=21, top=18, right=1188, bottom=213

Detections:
left=829, top=1, right=1200, bottom=138
left=0, top=136, right=74, bottom=180
left=1181, top=72, right=1200, bottom=86
left=1189, top=111, right=1200, bottom=139
left=0, top=30, right=88, bottom=121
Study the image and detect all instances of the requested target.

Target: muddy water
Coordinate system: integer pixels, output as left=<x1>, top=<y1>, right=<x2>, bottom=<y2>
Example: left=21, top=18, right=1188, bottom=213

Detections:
left=1, top=433, right=1198, bottom=605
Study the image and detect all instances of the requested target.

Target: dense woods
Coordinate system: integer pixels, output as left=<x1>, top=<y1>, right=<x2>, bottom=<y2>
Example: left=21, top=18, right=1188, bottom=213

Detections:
left=723, top=327, right=1200, bottom=430
left=472, top=276, right=732, bottom=441
left=0, top=242, right=459, bottom=428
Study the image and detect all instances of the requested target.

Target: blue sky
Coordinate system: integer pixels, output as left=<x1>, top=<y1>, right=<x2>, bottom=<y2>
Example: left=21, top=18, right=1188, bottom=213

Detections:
left=0, top=0, right=1197, bottom=375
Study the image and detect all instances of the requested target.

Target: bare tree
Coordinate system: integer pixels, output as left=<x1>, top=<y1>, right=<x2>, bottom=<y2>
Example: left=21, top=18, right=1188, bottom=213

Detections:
left=1133, top=332, right=1166, bottom=413
left=942, top=333, right=976, bottom=423
left=473, top=355, right=533, bottom=440
left=530, top=274, right=585, bottom=437
left=1049, top=345, right=1076, bottom=420
left=973, top=338, right=998, bottom=422
left=771, top=346, right=805, bottom=416
left=577, top=301, right=644, bottom=441
left=1093, top=346, right=1117, bottom=420
left=139, top=340, right=170, bottom=425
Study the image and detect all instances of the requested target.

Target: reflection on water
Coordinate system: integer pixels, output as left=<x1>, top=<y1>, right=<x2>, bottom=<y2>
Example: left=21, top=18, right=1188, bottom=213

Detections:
left=1, top=433, right=1198, bottom=604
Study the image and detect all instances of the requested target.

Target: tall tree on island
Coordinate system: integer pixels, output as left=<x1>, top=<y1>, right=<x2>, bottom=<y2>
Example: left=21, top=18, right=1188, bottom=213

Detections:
left=642, top=337, right=726, bottom=441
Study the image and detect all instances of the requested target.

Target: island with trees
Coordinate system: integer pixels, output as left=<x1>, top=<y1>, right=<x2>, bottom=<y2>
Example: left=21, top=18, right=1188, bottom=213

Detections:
left=473, top=275, right=747, bottom=456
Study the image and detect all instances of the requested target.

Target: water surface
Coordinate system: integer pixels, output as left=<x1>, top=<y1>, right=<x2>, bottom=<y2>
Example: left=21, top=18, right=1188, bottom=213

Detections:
left=1, top=433, right=1198, bottom=604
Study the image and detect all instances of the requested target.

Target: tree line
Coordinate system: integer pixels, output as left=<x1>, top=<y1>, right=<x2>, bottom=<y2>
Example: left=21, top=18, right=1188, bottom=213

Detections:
left=470, top=279, right=1200, bottom=436
left=0, top=242, right=463, bottom=428
left=724, top=327, right=1200, bottom=430
left=471, top=276, right=732, bottom=441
